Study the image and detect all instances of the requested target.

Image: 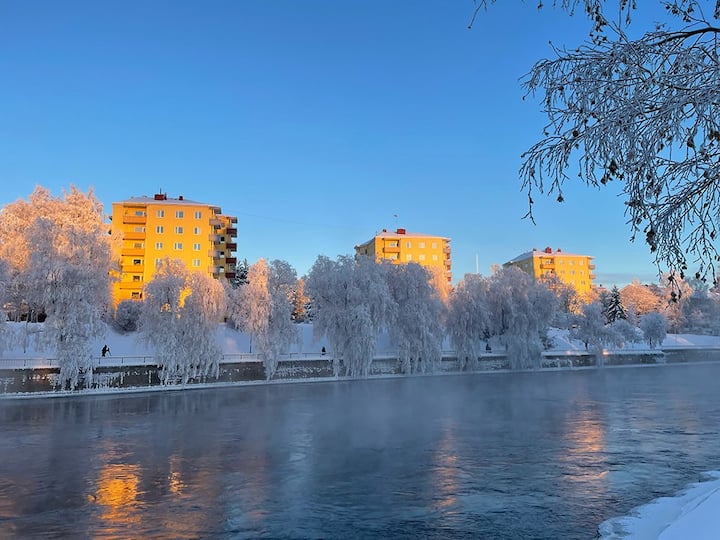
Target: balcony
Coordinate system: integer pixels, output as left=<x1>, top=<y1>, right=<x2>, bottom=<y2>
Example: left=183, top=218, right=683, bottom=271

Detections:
left=383, top=245, right=400, bottom=253
left=209, top=234, right=221, bottom=242
left=589, top=274, right=597, bottom=280
left=540, top=263, right=555, bottom=269
left=118, top=282, right=142, bottom=290
left=589, top=264, right=596, bottom=270
left=443, top=245, right=451, bottom=254
left=208, top=265, right=223, bottom=275
left=123, top=214, right=146, bottom=224
left=225, top=272, right=237, bottom=279
left=209, top=217, right=222, bottom=227
left=226, top=257, right=237, bottom=265
left=226, top=243, right=237, bottom=251
left=444, top=259, right=452, bottom=267
left=121, top=264, right=144, bottom=272
left=121, top=247, right=145, bottom=256
left=226, top=228, right=237, bottom=237
left=208, top=250, right=221, bottom=258
left=123, top=231, right=146, bottom=240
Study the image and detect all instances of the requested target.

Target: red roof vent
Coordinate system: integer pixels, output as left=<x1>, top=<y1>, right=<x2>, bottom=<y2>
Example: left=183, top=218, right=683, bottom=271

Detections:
left=178, top=195, right=184, bottom=200
left=397, top=228, right=406, bottom=235
left=544, top=246, right=552, bottom=253
left=154, top=193, right=167, bottom=200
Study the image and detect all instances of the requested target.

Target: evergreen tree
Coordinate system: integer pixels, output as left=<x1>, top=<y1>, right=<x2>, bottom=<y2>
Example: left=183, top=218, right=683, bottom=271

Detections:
left=605, top=286, right=627, bottom=323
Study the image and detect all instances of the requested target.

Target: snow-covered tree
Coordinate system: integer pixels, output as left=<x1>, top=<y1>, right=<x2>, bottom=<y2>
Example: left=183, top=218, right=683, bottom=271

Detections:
left=385, top=263, right=445, bottom=374
left=113, top=300, right=142, bottom=333
left=485, top=266, right=558, bottom=370
left=606, top=318, right=640, bottom=349
left=140, top=259, right=225, bottom=384
left=604, top=286, right=627, bottom=323
left=0, top=187, right=114, bottom=388
left=640, top=311, right=668, bottom=349
left=290, top=277, right=310, bottom=322
left=305, top=255, right=393, bottom=378
left=474, top=1, right=720, bottom=279
left=570, top=302, right=611, bottom=365
left=226, top=258, right=299, bottom=379
left=447, top=273, right=491, bottom=371
left=620, top=279, right=663, bottom=316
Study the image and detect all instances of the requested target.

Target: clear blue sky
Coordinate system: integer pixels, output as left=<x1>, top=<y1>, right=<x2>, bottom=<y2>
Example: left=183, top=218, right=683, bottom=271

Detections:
left=0, top=1, right=667, bottom=286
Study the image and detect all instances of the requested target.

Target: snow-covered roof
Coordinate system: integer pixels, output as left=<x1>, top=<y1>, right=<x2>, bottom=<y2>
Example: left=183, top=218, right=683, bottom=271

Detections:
left=506, top=248, right=593, bottom=264
left=358, top=228, right=450, bottom=244
left=114, top=195, right=217, bottom=207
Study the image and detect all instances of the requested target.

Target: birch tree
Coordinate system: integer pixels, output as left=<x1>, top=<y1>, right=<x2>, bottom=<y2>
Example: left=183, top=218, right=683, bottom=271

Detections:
left=226, top=258, right=300, bottom=379
left=474, top=1, right=720, bottom=280
left=305, top=255, right=393, bottom=378
left=385, top=263, right=445, bottom=374
left=447, top=273, right=491, bottom=371
left=140, top=259, right=225, bottom=384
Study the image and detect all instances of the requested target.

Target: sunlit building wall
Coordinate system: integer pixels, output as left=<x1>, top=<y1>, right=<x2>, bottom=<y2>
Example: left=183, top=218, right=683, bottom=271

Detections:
left=110, top=193, right=238, bottom=305
left=503, top=246, right=595, bottom=295
left=354, top=228, right=452, bottom=282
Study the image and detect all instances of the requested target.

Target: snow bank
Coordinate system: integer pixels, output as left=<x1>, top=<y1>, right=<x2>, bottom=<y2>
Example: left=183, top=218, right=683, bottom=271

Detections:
left=599, top=471, right=720, bottom=539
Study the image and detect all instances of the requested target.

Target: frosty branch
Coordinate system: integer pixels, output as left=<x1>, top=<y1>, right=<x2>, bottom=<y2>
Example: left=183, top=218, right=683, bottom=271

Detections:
left=474, top=1, right=720, bottom=281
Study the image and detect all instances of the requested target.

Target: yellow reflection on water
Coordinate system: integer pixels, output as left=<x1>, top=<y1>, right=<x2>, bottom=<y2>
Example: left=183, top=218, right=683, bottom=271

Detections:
left=94, top=463, right=141, bottom=529
left=432, top=424, right=459, bottom=510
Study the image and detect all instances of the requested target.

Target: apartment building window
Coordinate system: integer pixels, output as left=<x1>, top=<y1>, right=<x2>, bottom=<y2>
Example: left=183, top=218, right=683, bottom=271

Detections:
left=570, top=270, right=576, bottom=275
left=175, top=211, right=184, bottom=218
left=388, top=254, right=398, bottom=260
left=193, top=243, right=201, bottom=251
left=131, top=292, right=142, bottom=299
left=579, top=260, right=585, bottom=265
left=155, top=258, right=162, bottom=267
left=569, top=260, right=575, bottom=265
left=406, top=242, right=412, bottom=248
left=175, top=226, right=184, bottom=234
left=432, top=242, right=437, bottom=249
left=193, top=227, right=201, bottom=235
left=194, top=211, right=202, bottom=219
left=432, top=254, right=438, bottom=261
left=156, top=226, right=164, bottom=234
left=134, top=210, right=145, bottom=216
left=155, top=242, right=163, bottom=250
left=387, top=241, right=398, bottom=247
left=174, top=242, right=183, bottom=250
left=192, top=259, right=201, bottom=267
left=133, top=259, right=142, bottom=265
left=406, top=254, right=412, bottom=261
left=132, top=275, right=142, bottom=282
left=157, top=210, right=165, bottom=218
left=418, top=254, right=426, bottom=261
left=133, top=242, right=143, bottom=248
left=134, top=226, right=145, bottom=233
left=419, top=242, right=425, bottom=248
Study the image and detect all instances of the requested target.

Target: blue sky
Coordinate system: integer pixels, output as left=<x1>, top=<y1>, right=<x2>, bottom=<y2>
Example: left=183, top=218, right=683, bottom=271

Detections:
left=0, top=1, right=669, bottom=286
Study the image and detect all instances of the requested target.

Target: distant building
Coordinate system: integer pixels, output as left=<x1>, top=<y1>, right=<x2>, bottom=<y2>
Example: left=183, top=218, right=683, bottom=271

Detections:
left=504, top=246, right=595, bottom=295
left=354, top=228, right=452, bottom=282
left=110, top=193, right=237, bottom=305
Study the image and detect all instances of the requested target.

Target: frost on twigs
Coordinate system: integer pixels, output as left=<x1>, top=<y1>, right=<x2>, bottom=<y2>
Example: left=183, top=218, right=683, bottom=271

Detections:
left=478, top=1, right=720, bottom=284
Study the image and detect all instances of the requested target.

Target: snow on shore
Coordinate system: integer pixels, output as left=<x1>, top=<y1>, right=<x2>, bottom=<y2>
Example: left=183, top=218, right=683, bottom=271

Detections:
left=599, top=471, right=720, bottom=539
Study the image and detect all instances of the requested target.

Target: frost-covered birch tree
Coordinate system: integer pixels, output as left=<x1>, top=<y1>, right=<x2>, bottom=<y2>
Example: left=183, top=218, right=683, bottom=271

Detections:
left=140, top=259, right=225, bottom=384
left=474, top=1, right=720, bottom=280
left=640, top=311, right=668, bottom=348
left=486, top=267, right=558, bottom=369
left=226, top=258, right=299, bottom=379
left=2, top=187, right=114, bottom=389
left=305, top=255, right=393, bottom=378
left=447, top=273, right=491, bottom=371
left=385, top=263, right=445, bottom=374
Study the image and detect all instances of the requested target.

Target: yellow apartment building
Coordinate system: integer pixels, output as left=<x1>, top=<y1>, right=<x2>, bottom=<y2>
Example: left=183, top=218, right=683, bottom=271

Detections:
left=504, top=246, right=596, bottom=296
left=110, top=193, right=238, bottom=305
left=355, top=228, right=452, bottom=282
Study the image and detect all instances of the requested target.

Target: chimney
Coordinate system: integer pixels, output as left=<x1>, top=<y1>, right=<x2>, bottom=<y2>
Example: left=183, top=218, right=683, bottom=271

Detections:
left=545, top=246, right=552, bottom=253
left=179, top=195, right=184, bottom=201
left=154, top=193, right=166, bottom=200
left=397, top=228, right=406, bottom=234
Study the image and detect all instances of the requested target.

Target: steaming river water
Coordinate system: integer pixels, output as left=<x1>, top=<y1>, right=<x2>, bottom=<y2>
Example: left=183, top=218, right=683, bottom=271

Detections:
left=1, top=363, right=720, bottom=539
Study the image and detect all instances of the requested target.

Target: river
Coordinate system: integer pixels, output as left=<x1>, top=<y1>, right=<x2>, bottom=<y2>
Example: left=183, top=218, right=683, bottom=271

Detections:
left=1, top=363, right=719, bottom=539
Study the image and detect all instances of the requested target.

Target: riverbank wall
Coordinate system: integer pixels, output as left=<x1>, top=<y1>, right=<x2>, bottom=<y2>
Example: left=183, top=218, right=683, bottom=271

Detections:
left=2, top=348, right=720, bottom=397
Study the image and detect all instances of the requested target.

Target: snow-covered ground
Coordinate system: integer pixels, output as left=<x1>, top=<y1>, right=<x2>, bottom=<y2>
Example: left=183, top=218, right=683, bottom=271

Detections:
left=2, top=321, right=720, bottom=538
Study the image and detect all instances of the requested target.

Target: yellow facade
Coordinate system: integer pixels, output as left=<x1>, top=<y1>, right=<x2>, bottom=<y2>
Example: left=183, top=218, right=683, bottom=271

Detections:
left=110, top=193, right=238, bottom=305
left=504, top=246, right=596, bottom=295
left=355, top=228, right=452, bottom=282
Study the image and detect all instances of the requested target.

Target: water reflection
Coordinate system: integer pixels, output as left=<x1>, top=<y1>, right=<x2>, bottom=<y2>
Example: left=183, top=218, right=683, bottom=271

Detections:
left=1, top=365, right=719, bottom=539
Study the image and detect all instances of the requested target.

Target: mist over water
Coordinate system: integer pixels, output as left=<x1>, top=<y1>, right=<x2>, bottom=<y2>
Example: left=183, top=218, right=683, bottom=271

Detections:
left=1, top=364, right=719, bottom=539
